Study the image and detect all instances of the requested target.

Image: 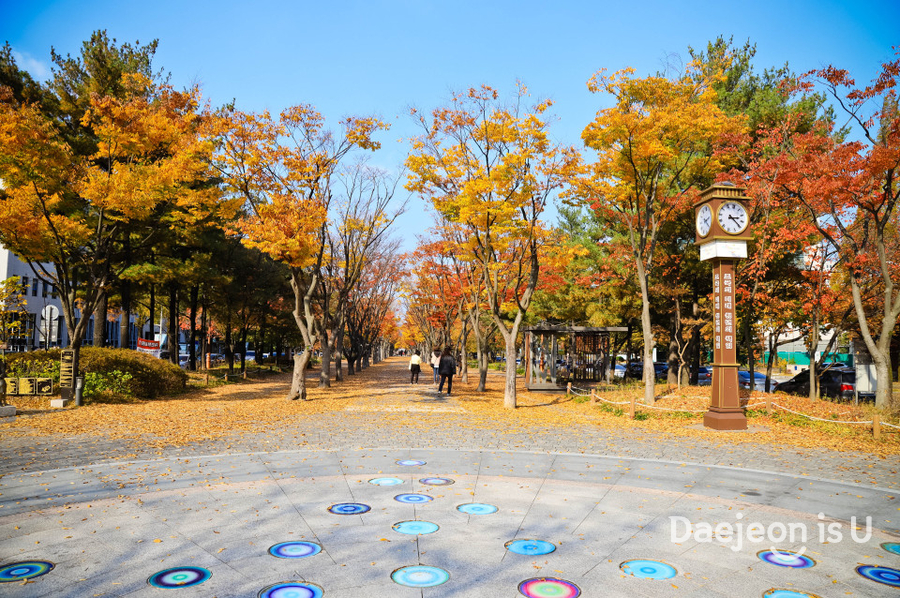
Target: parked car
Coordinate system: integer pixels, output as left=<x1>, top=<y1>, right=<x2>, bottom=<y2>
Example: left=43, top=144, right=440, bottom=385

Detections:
left=626, top=361, right=644, bottom=378
left=613, top=364, right=626, bottom=378
left=738, top=370, right=777, bottom=393
left=695, top=366, right=712, bottom=386
left=653, top=362, right=669, bottom=379
left=776, top=367, right=856, bottom=400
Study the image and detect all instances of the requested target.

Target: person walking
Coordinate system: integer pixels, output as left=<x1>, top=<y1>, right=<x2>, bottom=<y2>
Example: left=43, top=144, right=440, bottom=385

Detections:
left=437, top=347, right=457, bottom=395
left=430, top=349, right=441, bottom=385
left=408, top=350, right=422, bottom=384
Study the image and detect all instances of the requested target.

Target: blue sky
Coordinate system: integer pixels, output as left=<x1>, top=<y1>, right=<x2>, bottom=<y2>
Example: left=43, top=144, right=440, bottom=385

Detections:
left=3, top=0, right=897, bottom=248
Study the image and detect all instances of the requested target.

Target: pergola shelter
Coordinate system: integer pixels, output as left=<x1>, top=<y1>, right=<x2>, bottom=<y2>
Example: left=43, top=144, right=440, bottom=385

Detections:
left=523, top=325, right=628, bottom=391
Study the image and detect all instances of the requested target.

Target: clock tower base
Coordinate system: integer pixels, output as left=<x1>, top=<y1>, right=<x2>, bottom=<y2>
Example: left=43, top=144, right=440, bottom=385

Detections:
left=703, top=406, right=748, bottom=430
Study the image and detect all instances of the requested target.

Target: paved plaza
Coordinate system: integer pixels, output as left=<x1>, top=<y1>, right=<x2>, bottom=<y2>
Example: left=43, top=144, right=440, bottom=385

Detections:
left=1, top=359, right=898, bottom=597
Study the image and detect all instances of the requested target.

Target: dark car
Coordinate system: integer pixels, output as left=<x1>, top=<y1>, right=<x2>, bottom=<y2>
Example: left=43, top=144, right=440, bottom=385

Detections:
left=738, top=370, right=777, bottom=393
left=626, top=361, right=644, bottom=378
left=695, top=366, right=712, bottom=386
left=653, top=362, right=669, bottom=379
left=776, top=367, right=856, bottom=400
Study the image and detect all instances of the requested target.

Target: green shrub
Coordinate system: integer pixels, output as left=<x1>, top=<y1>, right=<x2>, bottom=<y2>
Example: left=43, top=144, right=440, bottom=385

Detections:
left=83, top=370, right=134, bottom=403
left=5, top=347, right=186, bottom=400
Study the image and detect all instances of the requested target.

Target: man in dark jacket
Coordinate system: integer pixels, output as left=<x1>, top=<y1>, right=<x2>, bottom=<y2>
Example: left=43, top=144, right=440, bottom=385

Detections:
left=437, top=347, right=457, bottom=395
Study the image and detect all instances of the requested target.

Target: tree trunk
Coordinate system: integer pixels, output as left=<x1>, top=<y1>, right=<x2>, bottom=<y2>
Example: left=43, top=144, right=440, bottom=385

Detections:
left=333, top=325, right=344, bottom=382
left=666, top=303, right=679, bottom=386
left=475, top=337, right=488, bottom=392
left=93, top=290, right=107, bottom=348
left=200, top=299, right=208, bottom=371
left=459, top=317, right=469, bottom=383
left=224, top=313, right=234, bottom=375
left=636, top=263, right=656, bottom=404
left=502, top=333, right=518, bottom=408
left=689, top=294, right=700, bottom=385
left=189, top=286, right=198, bottom=371
left=147, top=284, right=156, bottom=340
left=744, top=309, right=755, bottom=391
left=849, top=275, right=898, bottom=409
left=168, top=284, right=179, bottom=365
left=809, top=317, right=819, bottom=401
left=287, top=349, right=312, bottom=400
left=119, top=279, right=132, bottom=350
left=319, top=328, right=331, bottom=388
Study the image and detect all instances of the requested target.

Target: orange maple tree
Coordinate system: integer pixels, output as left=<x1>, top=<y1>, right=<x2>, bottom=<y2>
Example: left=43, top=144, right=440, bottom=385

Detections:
left=746, top=56, right=900, bottom=407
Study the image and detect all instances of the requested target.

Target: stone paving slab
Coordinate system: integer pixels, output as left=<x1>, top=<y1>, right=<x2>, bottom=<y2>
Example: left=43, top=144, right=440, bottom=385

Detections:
left=1, top=448, right=899, bottom=597
left=1, top=360, right=899, bottom=595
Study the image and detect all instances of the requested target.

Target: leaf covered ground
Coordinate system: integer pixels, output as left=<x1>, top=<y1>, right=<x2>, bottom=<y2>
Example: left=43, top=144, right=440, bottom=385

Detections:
left=2, top=358, right=898, bottom=460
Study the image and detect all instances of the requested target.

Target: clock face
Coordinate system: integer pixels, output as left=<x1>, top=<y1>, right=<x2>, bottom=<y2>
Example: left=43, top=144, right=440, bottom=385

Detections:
left=717, top=201, right=749, bottom=234
left=696, top=204, right=712, bottom=237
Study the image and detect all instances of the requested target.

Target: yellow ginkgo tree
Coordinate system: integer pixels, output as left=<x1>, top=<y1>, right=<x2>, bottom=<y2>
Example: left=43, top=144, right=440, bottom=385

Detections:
left=0, top=74, right=221, bottom=389
left=570, top=64, right=746, bottom=405
left=407, top=84, right=580, bottom=408
left=214, top=104, right=388, bottom=401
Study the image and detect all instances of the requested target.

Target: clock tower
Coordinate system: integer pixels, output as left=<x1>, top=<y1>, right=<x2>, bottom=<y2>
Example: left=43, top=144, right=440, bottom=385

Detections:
left=695, top=182, right=752, bottom=430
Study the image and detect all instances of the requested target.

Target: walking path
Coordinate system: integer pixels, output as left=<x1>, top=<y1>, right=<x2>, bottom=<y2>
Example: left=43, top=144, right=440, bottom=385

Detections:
left=1, top=358, right=898, bottom=597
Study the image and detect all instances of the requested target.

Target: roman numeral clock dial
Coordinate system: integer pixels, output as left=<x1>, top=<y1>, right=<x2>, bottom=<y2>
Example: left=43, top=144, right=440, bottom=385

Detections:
left=716, top=201, right=748, bottom=235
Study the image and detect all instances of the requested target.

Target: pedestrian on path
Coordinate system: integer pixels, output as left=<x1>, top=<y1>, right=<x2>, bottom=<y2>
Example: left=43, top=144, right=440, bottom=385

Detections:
left=438, top=347, right=456, bottom=395
left=430, top=349, right=441, bottom=385
left=409, top=350, right=422, bottom=384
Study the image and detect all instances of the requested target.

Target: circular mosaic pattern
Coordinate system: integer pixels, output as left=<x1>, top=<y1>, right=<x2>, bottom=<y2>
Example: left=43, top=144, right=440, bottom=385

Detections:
left=518, top=577, right=581, bottom=598
left=368, top=477, right=404, bottom=486
left=882, top=542, right=900, bottom=556
left=620, top=559, right=678, bottom=580
left=392, top=520, right=439, bottom=535
left=0, top=561, right=54, bottom=583
left=856, top=565, right=900, bottom=588
left=258, top=581, right=324, bottom=598
left=268, top=541, right=322, bottom=558
left=328, top=502, right=371, bottom=515
left=763, top=590, right=822, bottom=598
left=391, top=565, right=450, bottom=588
left=148, top=566, right=212, bottom=588
left=396, top=459, right=426, bottom=466
left=757, top=550, right=815, bottom=569
left=457, top=502, right=498, bottom=515
left=394, top=493, right=433, bottom=504
left=506, top=539, right=556, bottom=556
left=419, top=477, right=454, bottom=486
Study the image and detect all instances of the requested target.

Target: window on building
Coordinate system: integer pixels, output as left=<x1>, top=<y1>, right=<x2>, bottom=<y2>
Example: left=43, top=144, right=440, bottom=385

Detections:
left=42, top=282, right=48, bottom=298
left=21, top=276, right=28, bottom=294
left=32, top=279, right=38, bottom=297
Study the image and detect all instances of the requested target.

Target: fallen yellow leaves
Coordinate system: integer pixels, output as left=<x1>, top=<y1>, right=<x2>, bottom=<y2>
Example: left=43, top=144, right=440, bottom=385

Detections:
left=1, top=360, right=897, bottom=460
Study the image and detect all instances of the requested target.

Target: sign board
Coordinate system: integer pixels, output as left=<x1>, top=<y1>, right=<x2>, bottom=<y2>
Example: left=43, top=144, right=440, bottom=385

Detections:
left=40, top=305, right=59, bottom=344
left=35, top=378, right=53, bottom=395
left=18, top=377, right=35, bottom=395
left=6, top=378, right=17, bottom=395
left=136, top=338, right=161, bottom=358
left=60, top=349, right=75, bottom=389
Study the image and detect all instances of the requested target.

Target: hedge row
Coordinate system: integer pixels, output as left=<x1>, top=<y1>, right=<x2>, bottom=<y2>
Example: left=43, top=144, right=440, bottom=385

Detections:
left=5, top=347, right=187, bottom=400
